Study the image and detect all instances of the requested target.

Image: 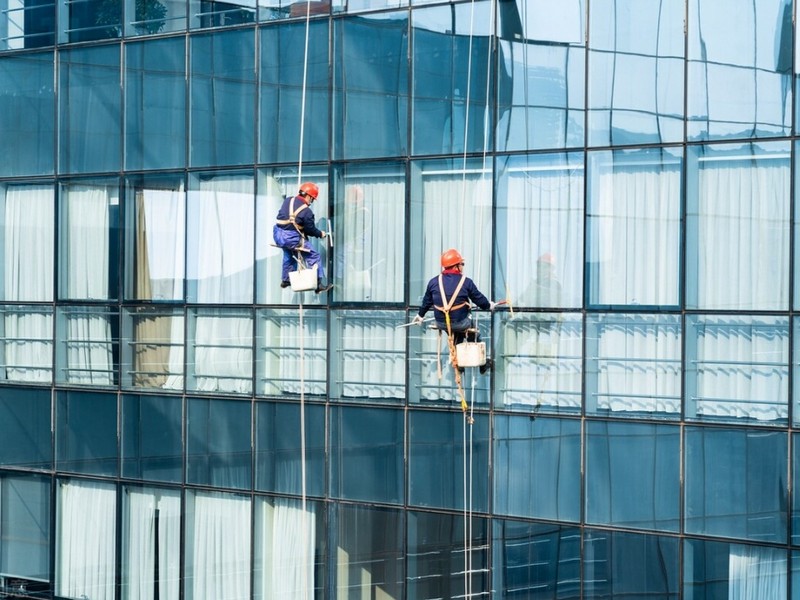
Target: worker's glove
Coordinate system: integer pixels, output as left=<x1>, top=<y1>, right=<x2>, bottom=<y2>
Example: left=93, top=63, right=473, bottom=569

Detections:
left=490, top=301, right=497, bottom=311
left=320, top=231, right=327, bottom=238
left=412, top=315, right=424, bottom=326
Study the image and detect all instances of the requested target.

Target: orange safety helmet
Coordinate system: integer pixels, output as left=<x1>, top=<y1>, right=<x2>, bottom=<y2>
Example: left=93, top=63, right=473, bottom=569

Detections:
left=441, top=248, right=464, bottom=269
left=299, top=182, right=319, bottom=200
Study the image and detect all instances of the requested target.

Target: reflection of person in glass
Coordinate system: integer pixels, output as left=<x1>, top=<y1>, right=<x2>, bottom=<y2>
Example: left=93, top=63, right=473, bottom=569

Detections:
left=337, top=185, right=372, bottom=296
left=525, top=252, right=562, bottom=307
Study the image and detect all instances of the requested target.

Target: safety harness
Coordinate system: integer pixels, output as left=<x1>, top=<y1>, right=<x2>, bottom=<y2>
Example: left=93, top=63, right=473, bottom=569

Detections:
left=435, top=273, right=470, bottom=412
left=275, top=196, right=309, bottom=237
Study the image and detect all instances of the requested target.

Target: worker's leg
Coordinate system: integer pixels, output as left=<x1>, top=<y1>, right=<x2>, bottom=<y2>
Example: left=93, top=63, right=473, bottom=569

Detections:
left=273, top=226, right=302, bottom=283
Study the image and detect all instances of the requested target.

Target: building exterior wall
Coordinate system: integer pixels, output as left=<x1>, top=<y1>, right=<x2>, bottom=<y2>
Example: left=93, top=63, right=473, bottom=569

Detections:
left=0, top=0, right=797, bottom=598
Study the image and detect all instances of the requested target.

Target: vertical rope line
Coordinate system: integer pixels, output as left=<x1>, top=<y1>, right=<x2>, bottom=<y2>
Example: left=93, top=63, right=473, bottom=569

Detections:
left=297, top=0, right=312, bottom=186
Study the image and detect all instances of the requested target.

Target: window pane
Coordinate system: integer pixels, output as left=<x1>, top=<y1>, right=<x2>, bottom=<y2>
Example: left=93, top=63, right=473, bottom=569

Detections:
left=0, top=53, right=54, bottom=175
left=793, top=433, right=800, bottom=545
left=333, top=11, right=408, bottom=159
left=58, top=178, right=120, bottom=301
left=125, top=38, right=186, bottom=170
left=0, top=386, right=51, bottom=469
left=190, top=30, right=255, bottom=166
left=685, top=426, right=788, bottom=543
left=255, top=400, right=324, bottom=496
left=494, top=415, right=580, bottom=522
left=495, top=152, right=583, bottom=309
left=56, top=391, right=118, bottom=476
left=189, top=0, right=254, bottom=28
left=330, top=309, right=405, bottom=402
left=122, top=307, right=184, bottom=391
left=686, top=142, right=790, bottom=310
left=0, top=305, right=54, bottom=384
left=492, top=519, right=581, bottom=600
left=332, top=163, right=405, bottom=303
left=259, top=20, right=329, bottom=163
left=687, top=0, right=791, bottom=141
left=411, top=2, right=493, bottom=156
left=62, top=0, right=121, bottom=42
left=409, top=410, right=489, bottom=512
left=186, top=397, right=251, bottom=489
left=587, top=148, right=682, bottom=307
left=0, top=474, right=51, bottom=585
left=584, top=530, right=678, bottom=598
left=59, top=46, right=121, bottom=173
left=585, top=421, right=680, bottom=531
left=685, top=315, right=789, bottom=425
left=122, top=394, right=183, bottom=482
left=587, top=0, right=684, bottom=146
left=0, top=0, right=54, bottom=49
left=494, top=312, right=582, bottom=414
left=330, top=405, right=403, bottom=504
left=187, top=307, right=252, bottom=395
left=125, top=0, right=186, bottom=35
left=124, top=174, right=185, bottom=301
left=186, top=171, right=253, bottom=303
left=55, top=305, right=118, bottom=387
left=586, top=313, right=681, bottom=418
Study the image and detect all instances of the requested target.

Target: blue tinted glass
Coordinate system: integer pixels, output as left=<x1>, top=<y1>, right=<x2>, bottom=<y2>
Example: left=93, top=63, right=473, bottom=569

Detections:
left=586, top=421, right=680, bottom=531
left=0, top=0, right=54, bottom=49
left=190, top=30, right=255, bottom=167
left=793, top=433, right=800, bottom=544
left=125, top=0, right=186, bottom=35
left=408, top=410, right=489, bottom=512
left=492, top=519, right=581, bottom=600
left=125, top=38, right=186, bottom=170
left=0, top=306, right=53, bottom=384
left=587, top=0, right=684, bottom=146
left=0, top=387, right=51, bottom=469
left=186, top=397, right=251, bottom=489
left=0, top=53, right=54, bottom=176
left=121, top=394, right=183, bottom=482
left=584, top=530, right=678, bottom=598
left=255, top=401, right=325, bottom=497
left=59, top=46, right=122, bottom=173
left=333, top=11, right=409, bottom=159
left=494, top=415, right=580, bottom=522
left=411, top=2, right=494, bottom=156
left=64, top=0, right=121, bottom=42
left=687, top=0, right=791, bottom=141
left=260, top=21, right=329, bottom=164
left=0, top=474, right=51, bottom=582
left=330, top=405, right=403, bottom=504
left=55, top=305, right=119, bottom=387
left=186, top=307, right=253, bottom=395
left=189, top=0, right=254, bottom=29
left=685, top=426, right=787, bottom=543
left=56, top=391, right=118, bottom=476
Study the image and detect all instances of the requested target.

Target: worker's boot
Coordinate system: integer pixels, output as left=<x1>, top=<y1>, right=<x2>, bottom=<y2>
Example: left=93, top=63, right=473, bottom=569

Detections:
left=315, top=280, right=333, bottom=294
left=479, top=358, right=494, bottom=375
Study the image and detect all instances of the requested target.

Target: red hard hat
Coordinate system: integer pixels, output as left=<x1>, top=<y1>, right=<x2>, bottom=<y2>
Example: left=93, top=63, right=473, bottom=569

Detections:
left=299, top=182, right=319, bottom=200
left=538, top=253, right=555, bottom=265
left=441, top=249, right=464, bottom=268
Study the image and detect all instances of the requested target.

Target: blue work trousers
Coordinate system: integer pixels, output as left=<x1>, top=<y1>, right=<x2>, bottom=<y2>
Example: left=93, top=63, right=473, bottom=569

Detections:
left=273, top=225, right=324, bottom=282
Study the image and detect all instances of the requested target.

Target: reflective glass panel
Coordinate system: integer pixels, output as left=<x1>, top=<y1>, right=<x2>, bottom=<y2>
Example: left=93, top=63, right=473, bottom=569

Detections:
left=186, top=171, right=254, bottom=304
left=685, top=315, right=788, bottom=425
left=495, top=152, right=583, bottom=309
left=687, top=0, right=791, bottom=141
left=496, top=0, right=585, bottom=152
left=587, top=0, right=684, bottom=146
left=55, top=305, right=118, bottom=387
left=586, top=313, right=681, bottom=418
left=259, top=0, right=331, bottom=20
left=330, top=309, right=405, bottom=403
left=0, top=305, right=54, bottom=384
left=125, top=0, right=186, bottom=34
left=331, top=163, right=405, bottom=303
left=793, top=433, right=800, bottom=544
left=494, top=415, right=580, bottom=522
left=59, top=46, right=121, bottom=173
left=255, top=400, right=325, bottom=497
left=0, top=0, right=54, bottom=48
left=259, top=20, right=329, bottom=163
left=189, top=30, right=255, bottom=166
left=121, top=394, right=183, bottom=482
left=408, top=410, right=489, bottom=512
left=0, top=386, right=51, bottom=469
left=186, top=397, right=251, bottom=490
left=332, top=0, right=405, bottom=12
left=58, top=177, right=121, bottom=301
left=62, top=0, right=121, bottom=42
left=794, top=320, right=800, bottom=426
left=187, top=307, right=252, bottom=395
left=121, top=307, right=184, bottom=392
left=584, top=530, right=678, bottom=598
left=587, top=148, right=682, bottom=307
left=494, top=312, right=582, bottom=414
left=0, top=474, right=51, bottom=584
left=56, top=391, right=118, bottom=476
left=794, top=140, right=800, bottom=310
left=585, top=421, right=680, bottom=531
left=492, top=519, right=581, bottom=600
left=685, top=426, right=787, bottom=543
left=330, top=405, right=403, bottom=504
left=411, top=1, right=494, bottom=156
left=125, top=38, right=186, bottom=170
left=684, top=539, right=788, bottom=598
left=685, top=142, right=790, bottom=310
left=333, top=10, right=409, bottom=159
left=0, top=53, right=54, bottom=175
left=189, top=0, right=254, bottom=28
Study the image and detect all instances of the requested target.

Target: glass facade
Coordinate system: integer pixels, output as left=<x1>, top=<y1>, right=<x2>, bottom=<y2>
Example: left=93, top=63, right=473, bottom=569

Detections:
left=0, top=0, right=798, bottom=598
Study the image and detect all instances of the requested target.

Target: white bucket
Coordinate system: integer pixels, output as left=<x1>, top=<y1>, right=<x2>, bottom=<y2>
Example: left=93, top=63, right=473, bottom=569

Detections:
left=456, top=341, right=486, bottom=368
left=289, top=265, right=318, bottom=292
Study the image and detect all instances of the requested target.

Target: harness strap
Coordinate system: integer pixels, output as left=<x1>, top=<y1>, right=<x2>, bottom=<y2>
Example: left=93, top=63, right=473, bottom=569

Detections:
left=435, top=274, right=469, bottom=411
left=276, top=197, right=309, bottom=235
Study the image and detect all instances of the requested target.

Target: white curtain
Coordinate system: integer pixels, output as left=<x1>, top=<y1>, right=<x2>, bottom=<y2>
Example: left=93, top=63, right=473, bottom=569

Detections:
left=56, top=480, right=116, bottom=600
left=65, top=307, right=114, bottom=385
left=185, top=491, right=251, bottom=600
left=260, top=311, right=326, bottom=397
left=123, top=488, right=181, bottom=600
left=728, top=544, right=786, bottom=599
left=136, top=188, right=185, bottom=301
left=192, top=310, right=252, bottom=394
left=256, top=497, right=316, bottom=600
left=338, top=312, right=404, bottom=399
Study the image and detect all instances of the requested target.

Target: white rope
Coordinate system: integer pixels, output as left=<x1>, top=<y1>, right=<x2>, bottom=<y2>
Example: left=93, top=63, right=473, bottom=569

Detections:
left=296, top=0, right=312, bottom=187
